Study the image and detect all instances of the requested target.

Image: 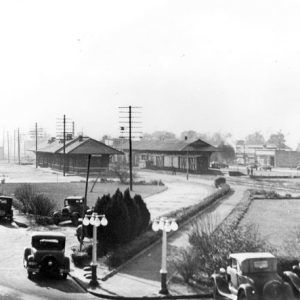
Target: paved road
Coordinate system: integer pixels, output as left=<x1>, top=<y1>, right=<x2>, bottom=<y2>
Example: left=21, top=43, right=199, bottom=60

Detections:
left=0, top=223, right=96, bottom=300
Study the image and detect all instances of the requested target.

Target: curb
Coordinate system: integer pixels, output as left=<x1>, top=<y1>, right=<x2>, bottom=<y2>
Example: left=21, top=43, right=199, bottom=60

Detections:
left=69, top=270, right=213, bottom=299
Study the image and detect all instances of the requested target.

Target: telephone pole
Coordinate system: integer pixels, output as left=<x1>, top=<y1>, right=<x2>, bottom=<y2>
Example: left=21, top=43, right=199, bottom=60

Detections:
left=56, top=115, right=73, bottom=176
left=7, top=132, right=10, bottom=163
left=118, top=106, right=142, bottom=191
left=18, top=128, right=20, bottom=165
left=63, top=114, right=66, bottom=176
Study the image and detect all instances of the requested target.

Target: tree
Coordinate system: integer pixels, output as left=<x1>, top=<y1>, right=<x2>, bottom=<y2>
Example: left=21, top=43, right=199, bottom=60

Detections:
left=151, top=131, right=176, bottom=141
left=245, top=132, right=265, bottom=145
left=211, top=142, right=235, bottom=162
left=267, top=132, right=287, bottom=148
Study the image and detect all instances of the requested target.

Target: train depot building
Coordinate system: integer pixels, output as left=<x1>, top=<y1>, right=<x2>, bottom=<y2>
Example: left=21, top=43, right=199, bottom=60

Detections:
left=35, top=136, right=122, bottom=175
left=112, top=138, right=217, bottom=174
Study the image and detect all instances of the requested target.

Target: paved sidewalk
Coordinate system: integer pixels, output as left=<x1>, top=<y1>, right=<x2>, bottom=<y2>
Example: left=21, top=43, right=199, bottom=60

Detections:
left=69, top=172, right=247, bottom=298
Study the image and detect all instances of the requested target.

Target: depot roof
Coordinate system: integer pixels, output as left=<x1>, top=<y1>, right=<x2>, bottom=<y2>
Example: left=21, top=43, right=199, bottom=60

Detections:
left=36, top=136, right=123, bottom=156
left=117, top=138, right=216, bottom=153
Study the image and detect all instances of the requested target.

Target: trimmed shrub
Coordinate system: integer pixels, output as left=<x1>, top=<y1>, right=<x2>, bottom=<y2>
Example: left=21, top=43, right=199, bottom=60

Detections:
left=214, top=177, right=226, bottom=188
left=93, top=189, right=151, bottom=255
left=133, top=194, right=150, bottom=235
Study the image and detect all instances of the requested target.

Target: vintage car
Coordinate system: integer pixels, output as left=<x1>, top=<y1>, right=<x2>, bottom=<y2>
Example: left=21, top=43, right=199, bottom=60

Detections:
left=52, top=196, right=91, bottom=226
left=23, top=232, right=70, bottom=279
left=0, top=196, right=13, bottom=222
left=282, top=262, right=300, bottom=298
left=211, top=252, right=294, bottom=300
left=259, top=165, right=272, bottom=171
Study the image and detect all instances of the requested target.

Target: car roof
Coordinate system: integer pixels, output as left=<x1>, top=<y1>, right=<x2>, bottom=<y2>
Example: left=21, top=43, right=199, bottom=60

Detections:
left=229, top=252, right=275, bottom=262
left=31, top=232, right=66, bottom=238
left=65, top=196, right=84, bottom=200
left=0, top=196, right=13, bottom=200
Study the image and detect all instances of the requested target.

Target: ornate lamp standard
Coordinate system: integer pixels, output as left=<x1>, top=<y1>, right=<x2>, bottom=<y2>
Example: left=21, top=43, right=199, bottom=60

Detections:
left=152, top=218, right=178, bottom=295
left=82, top=213, right=108, bottom=287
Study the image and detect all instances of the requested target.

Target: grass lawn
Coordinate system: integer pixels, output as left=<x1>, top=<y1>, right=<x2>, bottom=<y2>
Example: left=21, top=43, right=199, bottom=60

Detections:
left=3, top=182, right=166, bottom=209
left=239, top=199, right=300, bottom=252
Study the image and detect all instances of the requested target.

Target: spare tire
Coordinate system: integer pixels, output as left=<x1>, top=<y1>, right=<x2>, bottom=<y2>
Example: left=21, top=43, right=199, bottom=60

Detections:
left=41, top=256, right=58, bottom=275
left=263, top=280, right=283, bottom=300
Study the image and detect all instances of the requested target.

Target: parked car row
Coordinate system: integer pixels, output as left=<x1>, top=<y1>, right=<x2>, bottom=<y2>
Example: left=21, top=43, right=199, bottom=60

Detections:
left=210, top=161, right=229, bottom=169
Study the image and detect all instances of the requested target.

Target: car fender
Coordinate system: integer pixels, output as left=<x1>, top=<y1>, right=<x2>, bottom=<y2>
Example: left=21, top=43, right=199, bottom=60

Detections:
left=53, top=211, right=62, bottom=218
left=24, top=248, right=32, bottom=260
left=283, top=270, right=300, bottom=293
left=211, top=273, right=231, bottom=295
left=238, top=284, right=258, bottom=300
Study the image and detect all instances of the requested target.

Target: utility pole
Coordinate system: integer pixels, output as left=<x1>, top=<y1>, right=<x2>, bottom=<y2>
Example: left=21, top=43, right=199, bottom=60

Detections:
left=129, top=106, right=132, bottom=190
left=2, top=128, right=5, bottom=160
left=118, top=106, right=142, bottom=191
left=185, top=136, right=189, bottom=180
left=14, top=130, right=16, bottom=162
left=18, top=128, right=20, bottom=165
left=7, top=132, right=9, bottom=163
left=63, top=114, right=66, bottom=176
left=56, top=115, right=73, bottom=176
left=72, top=121, right=75, bottom=138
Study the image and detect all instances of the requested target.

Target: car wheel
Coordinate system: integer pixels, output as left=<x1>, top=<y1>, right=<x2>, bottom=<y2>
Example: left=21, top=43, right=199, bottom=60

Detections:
left=27, top=271, right=33, bottom=280
left=62, top=273, right=68, bottom=279
left=71, top=214, right=79, bottom=226
left=238, top=291, right=247, bottom=300
left=53, top=213, right=61, bottom=225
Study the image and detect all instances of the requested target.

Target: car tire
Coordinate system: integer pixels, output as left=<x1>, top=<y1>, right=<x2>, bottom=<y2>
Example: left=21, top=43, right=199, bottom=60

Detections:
left=71, top=214, right=79, bottom=226
left=62, top=273, right=68, bottom=279
left=28, top=271, right=33, bottom=280
left=238, top=291, right=247, bottom=300
left=53, top=213, right=61, bottom=225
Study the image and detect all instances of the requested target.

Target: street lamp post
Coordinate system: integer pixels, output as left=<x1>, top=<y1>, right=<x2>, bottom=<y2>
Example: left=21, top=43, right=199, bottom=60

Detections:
left=82, top=213, right=108, bottom=287
left=152, top=218, right=178, bottom=295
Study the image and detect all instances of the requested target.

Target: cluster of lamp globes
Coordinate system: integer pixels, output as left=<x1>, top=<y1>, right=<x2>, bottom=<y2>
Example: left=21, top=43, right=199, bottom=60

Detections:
left=82, top=213, right=108, bottom=227
left=152, top=218, right=178, bottom=232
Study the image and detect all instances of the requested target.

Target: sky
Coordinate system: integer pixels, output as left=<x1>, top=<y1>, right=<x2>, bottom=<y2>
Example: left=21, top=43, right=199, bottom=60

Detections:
left=1, top=0, right=300, bottom=148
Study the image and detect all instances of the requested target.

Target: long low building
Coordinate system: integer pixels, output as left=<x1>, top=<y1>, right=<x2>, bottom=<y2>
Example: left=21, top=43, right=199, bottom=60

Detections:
left=112, top=138, right=217, bottom=173
left=35, top=136, right=123, bottom=175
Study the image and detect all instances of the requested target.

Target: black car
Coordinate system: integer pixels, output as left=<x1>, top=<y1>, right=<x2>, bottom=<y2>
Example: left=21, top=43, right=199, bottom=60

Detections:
left=52, top=196, right=92, bottom=226
left=0, top=196, right=13, bottom=222
left=23, top=232, right=70, bottom=279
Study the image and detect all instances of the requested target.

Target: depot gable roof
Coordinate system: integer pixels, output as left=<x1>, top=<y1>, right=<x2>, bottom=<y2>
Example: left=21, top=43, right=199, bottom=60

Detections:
left=119, top=138, right=216, bottom=153
left=36, top=136, right=122, bottom=155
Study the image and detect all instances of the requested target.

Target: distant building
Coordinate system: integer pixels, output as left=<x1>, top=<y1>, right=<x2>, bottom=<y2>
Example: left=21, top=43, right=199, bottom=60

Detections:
left=235, top=141, right=300, bottom=168
left=35, top=136, right=123, bottom=175
left=111, top=138, right=217, bottom=173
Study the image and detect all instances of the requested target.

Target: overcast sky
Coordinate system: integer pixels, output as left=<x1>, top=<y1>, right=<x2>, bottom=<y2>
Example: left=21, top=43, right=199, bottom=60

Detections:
left=1, top=0, right=300, bottom=148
